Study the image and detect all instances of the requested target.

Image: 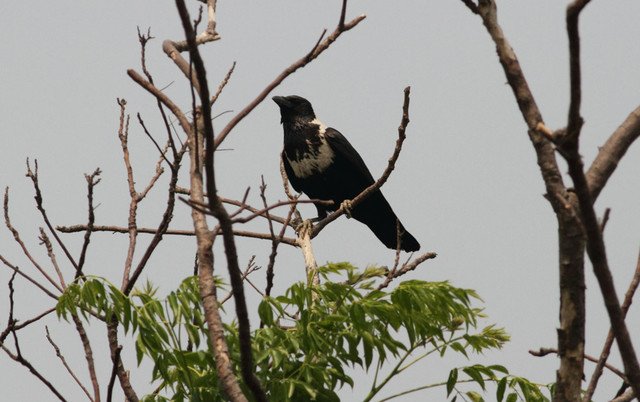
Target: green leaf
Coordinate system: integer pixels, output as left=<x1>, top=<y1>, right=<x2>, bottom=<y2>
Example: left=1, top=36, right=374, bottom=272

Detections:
left=463, top=366, right=485, bottom=390
left=466, top=391, right=484, bottom=402
left=258, top=300, right=274, bottom=326
left=496, top=376, right=507, bottom=401
left=447, top=368, right=458, bottom=396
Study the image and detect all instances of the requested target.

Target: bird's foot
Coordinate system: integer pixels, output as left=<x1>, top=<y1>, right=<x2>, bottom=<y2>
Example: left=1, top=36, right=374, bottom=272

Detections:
left=340, top=199, right=353, bottom=219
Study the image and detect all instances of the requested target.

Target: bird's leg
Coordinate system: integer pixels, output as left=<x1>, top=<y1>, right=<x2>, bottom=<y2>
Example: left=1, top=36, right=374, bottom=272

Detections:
left=340, top=199, right=353, bottom=219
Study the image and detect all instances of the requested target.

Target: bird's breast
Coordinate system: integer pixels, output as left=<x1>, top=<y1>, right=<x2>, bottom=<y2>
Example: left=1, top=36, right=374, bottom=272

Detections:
left=286, top=140, right=335, bottom=179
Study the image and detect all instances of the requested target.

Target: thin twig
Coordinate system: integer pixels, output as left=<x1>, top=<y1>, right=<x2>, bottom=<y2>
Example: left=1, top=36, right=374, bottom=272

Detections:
left=2, top=284, right=67, bottom=402
left=106, top=345, right=122, bottom=402
left=583, top=247, right=640, bottom=401
left=211, top=61, right=236, bottom=105
left=212, top=8, right=366, bottom=150
left=45, top=326, right=95, bottom=402
left=220, top=256, right=261, bottom=304
left=39, top=228, right=66, bottom=288
left=0, top=343, right=67, bottom=401
left=26, top=159, right=80, bottom=273
left=374, top=252, right=437, bottom=293
left=4, top=187, right=63, bottom=293
left=530, top=347, right=626, bottom=381
left=75, top=168, right=101, bottom=280
left=266, top=202, right=296, bottom=298
left=137, top=113, right=172, bottom=167
left=0, top=254, right=59, bottom=299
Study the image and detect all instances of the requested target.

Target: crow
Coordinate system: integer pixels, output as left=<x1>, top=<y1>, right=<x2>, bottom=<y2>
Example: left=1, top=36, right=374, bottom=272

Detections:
left=273, top=95, right=420, bottom=252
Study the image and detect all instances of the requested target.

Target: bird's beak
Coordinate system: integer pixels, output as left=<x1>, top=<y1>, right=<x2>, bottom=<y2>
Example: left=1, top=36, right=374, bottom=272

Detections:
left=272, top=96, right=290, bottom=109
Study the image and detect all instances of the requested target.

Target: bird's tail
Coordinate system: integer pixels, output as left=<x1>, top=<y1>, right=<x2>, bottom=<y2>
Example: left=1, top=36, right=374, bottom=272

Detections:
left=352, top=192, right=420, bottom=252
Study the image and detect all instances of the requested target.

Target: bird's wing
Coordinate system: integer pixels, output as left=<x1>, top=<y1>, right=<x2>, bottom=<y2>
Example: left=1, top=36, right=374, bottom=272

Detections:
left=324, top=127, right=376, bottom=185
left=281, top=151, right=304, bottom=193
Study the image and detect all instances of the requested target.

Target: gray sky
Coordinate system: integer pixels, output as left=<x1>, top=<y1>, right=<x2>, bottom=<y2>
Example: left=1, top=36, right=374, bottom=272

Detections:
left=1, top=0, right=639, bottom=400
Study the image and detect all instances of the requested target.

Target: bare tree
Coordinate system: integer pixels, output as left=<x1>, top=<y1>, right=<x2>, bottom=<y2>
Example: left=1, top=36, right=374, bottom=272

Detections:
left=459, top=0, right=640, bottom=400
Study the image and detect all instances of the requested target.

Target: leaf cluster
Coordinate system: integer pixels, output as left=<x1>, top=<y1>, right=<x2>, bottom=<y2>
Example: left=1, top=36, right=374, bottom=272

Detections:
left=55, top=264, right=521, bottom=401
left=446, top=364, right=553, bottom=402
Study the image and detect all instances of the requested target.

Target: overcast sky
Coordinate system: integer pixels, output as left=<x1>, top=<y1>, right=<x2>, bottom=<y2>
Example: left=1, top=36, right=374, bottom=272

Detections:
left=1, top=0, right=639, bottom=400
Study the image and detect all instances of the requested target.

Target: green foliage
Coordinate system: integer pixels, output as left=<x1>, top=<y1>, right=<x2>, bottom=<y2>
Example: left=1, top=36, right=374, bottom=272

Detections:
left=55, top=264, right=541, bottom=401
left=445, top=365, right=553, bottom=402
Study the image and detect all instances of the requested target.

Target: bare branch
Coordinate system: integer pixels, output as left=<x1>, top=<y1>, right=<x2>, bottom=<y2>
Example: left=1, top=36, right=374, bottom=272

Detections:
left=72, top=315, right=101, bottom=402
left=177, top=186, right=292, bottom=226
left=586, top=105, right=640, bottom=201
left=136, top=30, right=180, bottom=160
left=233, top=198, right=332, bottom=225
left=529, top=347, right=626, bottom=382
left=211, top=61, right=236, bottom=105
left=460, top=0, right=479, bottom=14
left=107, top=318, right=138, bottom=402
left=212, top=10, right=366, bottom=150
left=137, top=113, right=172, bottom=168
left=2, top=282, right=67, bottom=402
left=583, top=247, right=640, bottom=401
left=26, top=160, right=81, bottom=272
left=0, top=253, right=59, bottom=299
left=57, top=223, right=298, bottom=247
left=221, top=256, right=262, bottom=305
left=106, top=345, right=122, bottom=402
left=10, top=307, right=56, bottom=333
left=266, top=201, right=296, bottom=298
left=75, top=168, right=101, bottom=280
left=126, top=70, right=193, bottom=140
left=39, top=228, right=66, bottom=288
left=45, top=326, right=95, bottom=402
left=565, top=0, right=590, bottom=144
left=374, top=252, right=437, bottom=292
left=558, top=1, right=640, bottom=395
left=463, top=2, right=586, bottom=398
left=4, top=187, right=63, bottom=293
left=176, top=0, right=264, bottom=398
left=1, top=343, right=67, bottom=402
left=611, top=389, right=636, bottom=402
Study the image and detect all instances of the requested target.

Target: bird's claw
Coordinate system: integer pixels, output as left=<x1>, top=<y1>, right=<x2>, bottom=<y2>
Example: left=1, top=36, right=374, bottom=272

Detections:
left=340, top=199, right=353, bottom=219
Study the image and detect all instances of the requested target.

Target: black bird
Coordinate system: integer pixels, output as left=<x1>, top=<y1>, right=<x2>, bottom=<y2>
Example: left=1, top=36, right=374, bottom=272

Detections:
left=273, top=95, right=420, bottom=252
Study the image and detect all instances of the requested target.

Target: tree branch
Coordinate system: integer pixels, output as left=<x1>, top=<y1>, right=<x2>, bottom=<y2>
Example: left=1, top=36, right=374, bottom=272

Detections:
left=26, top=160, right=80, bottom=273
left=174, top=0, right=252, bottom=399
left=529, top=347, right=626, bottom=381
left=463, top=2, right=585, bottom=399
left=583, top=246, right=640, bottom=401
left=559, top=1, right=640, bottom=396
left=45, top=326, right=95, bottom=402
left=585, top=105, right=640, bottom=201
left=75, top=168, right=101, bottom=280
left=212, top=7, right=366, bottom=150
left=4, top=187, right=63, bottom=293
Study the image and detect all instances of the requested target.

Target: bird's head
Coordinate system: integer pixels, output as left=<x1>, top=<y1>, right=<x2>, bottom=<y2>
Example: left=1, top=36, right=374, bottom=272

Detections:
left=272, top=95, right=316, bottom=126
